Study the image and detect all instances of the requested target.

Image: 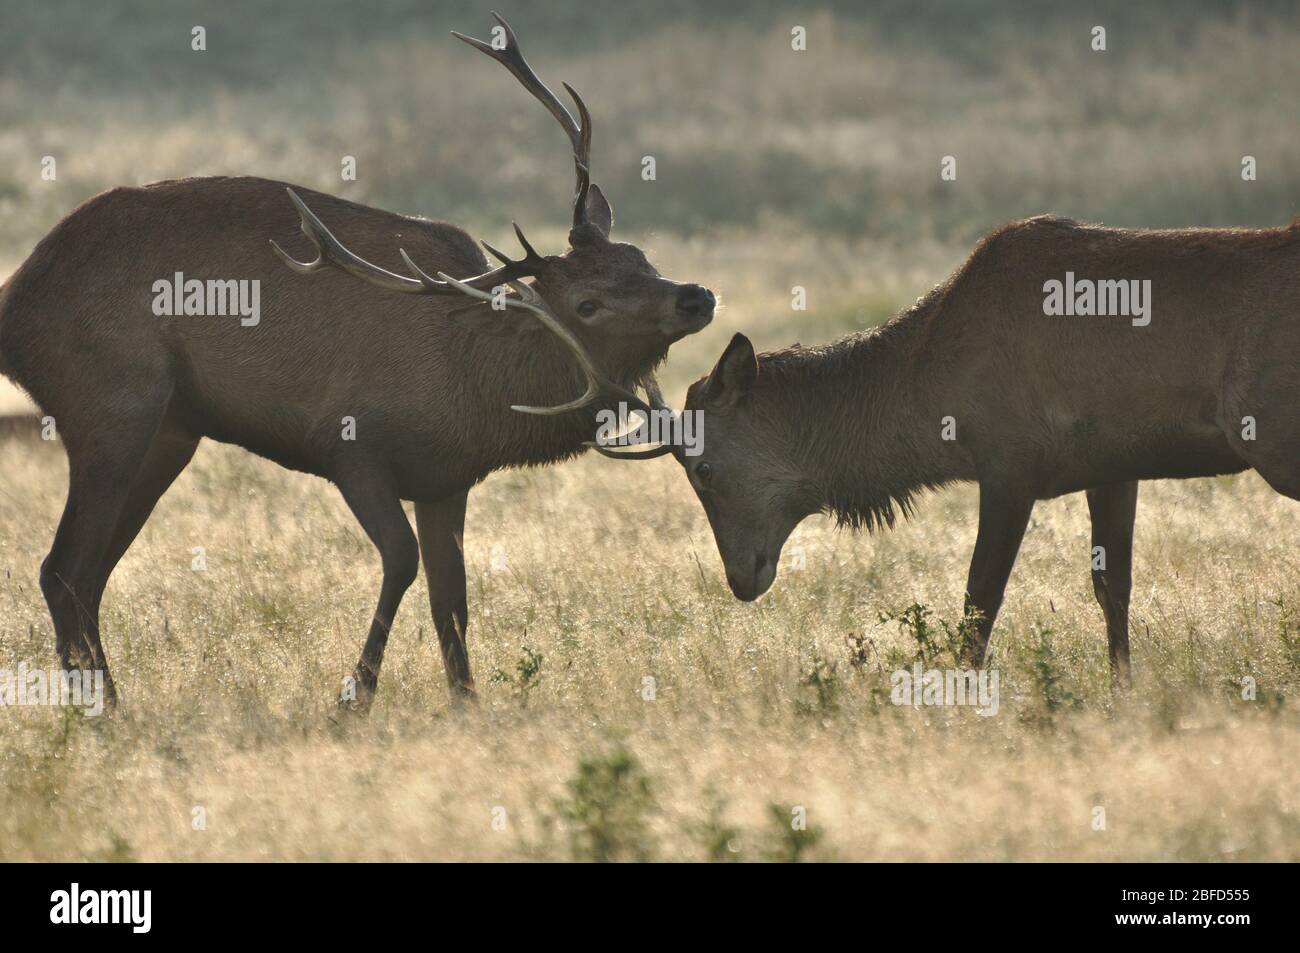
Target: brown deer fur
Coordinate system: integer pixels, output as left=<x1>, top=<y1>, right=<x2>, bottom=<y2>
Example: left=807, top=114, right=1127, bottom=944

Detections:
left=0, top=172, right=714, bottom=708
left=680, top=215, right=1300, bottom=682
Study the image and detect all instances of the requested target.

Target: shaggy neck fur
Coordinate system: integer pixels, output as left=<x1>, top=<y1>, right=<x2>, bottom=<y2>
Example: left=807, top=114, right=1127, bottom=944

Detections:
left=753, top=293, right=970, bottom=530
left=445, top=312, right=667, bottom=473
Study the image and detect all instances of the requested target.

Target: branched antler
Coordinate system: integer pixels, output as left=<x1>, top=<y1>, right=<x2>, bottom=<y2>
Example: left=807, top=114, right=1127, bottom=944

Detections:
left=272, top=14, right=605, bottom=294
left=452, top=11, right=596, bottom=227
left=269, top=13, right=656, bottom=426
left=435, top=261, right=681, bottom=452
left=270, top=189, right=545, bottom=295
left=432, top=269, right=658, bottom=419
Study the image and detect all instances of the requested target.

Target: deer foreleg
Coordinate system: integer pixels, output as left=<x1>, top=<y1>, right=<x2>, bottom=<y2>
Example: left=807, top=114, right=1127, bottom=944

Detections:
left=1086, top=481, right=1138, bottom=688
left=335, top=471, right=420, bottom=712
left=415, top=492, right=476, bottom=702
left=960, top=483, right=1035, bottom=667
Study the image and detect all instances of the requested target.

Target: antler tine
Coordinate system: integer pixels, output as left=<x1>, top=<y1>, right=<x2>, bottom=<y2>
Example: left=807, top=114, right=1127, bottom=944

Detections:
left=396, top=249, right=444, bottom=290
left=270, top=188, right=426, bottom=293
left=562, top=82, right=594, bottom=227
left=512, top=222, right=540, bottom=259
left=272, top=188, right=545, bottom=295
left=451, top=13, right=582, bottom=142
left=585, top=442, right=679, bottom=460
left=583, top=370, right=682, bottom=460
left=403, top=224, right=545, bottom=293
left=478, top=241, right=515, bottom=268
left=642, top=374, right=668, bottom=412
left=452, top=12, right=595, bottom=226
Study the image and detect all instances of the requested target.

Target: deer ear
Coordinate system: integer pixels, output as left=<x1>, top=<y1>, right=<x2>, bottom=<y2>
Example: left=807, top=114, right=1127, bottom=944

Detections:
left=703, top=333, right=757, bottom=407
left=568, top=221, right=607, bottom=248
left=583, top=184, right=614, bottom=238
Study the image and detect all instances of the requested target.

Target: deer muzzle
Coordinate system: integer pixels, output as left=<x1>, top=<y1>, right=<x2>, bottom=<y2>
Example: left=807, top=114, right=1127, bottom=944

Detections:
left=726, top=551, right=776, bottom=602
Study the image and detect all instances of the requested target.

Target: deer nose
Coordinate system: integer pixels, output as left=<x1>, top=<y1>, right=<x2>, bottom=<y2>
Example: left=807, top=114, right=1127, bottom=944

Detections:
left=726, top=553, right=771, bottom=602
left=676, top=284, right=716, bottom=322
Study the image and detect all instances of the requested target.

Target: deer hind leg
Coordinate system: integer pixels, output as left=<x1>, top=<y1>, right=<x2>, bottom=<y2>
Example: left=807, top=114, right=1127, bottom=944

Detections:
left=334, top=470, right=419, bottom=713
left=1085, top=481, right=1138, bottom=688
left=414, top=493, right=476, bottom=702
left=41, top=392, right=175, bottom=708
left=92, top=424, right=200, bottom=617
left=960, top=482, right=1036, bottom=667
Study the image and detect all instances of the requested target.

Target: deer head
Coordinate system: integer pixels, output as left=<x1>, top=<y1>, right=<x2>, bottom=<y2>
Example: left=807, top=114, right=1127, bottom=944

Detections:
left=683, top=334, right=822, bottom=599
left=585, top=332, right=820, bottom=600
left=271, top=12, right=715, bottom=413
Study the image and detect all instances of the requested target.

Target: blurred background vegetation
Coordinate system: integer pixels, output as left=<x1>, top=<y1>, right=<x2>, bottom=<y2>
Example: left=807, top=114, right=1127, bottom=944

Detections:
left=1, top=0, right=1298, bottom=398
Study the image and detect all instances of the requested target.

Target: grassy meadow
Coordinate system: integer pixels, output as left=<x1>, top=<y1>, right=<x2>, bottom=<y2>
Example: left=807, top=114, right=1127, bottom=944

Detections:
left=0, top=1, right=1298, bottom=860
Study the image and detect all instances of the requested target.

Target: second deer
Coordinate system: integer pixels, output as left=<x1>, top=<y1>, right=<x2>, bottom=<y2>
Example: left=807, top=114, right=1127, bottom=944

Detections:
left=592, top=215, right=1300, bottom=683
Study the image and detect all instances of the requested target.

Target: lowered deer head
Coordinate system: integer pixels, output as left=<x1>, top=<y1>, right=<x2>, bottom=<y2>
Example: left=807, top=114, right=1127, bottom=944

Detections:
left=581, top=332, right=813, bottom=600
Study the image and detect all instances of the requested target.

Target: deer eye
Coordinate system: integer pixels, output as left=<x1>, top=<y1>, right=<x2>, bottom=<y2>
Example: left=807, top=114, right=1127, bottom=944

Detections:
left=576, top=299, right=600, bottom=318
left=695, top=462, right=713, bottom=486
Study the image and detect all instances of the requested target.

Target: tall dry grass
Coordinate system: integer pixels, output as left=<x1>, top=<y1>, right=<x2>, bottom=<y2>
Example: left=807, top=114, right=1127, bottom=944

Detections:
left=1, top=433, right=1296, bottom=860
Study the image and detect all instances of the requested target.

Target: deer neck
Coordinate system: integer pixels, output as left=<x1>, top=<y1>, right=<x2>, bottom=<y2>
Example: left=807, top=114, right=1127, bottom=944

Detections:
left=465, top=323, right=665, bottom=470
left=769, top=309, right=968, bottom=530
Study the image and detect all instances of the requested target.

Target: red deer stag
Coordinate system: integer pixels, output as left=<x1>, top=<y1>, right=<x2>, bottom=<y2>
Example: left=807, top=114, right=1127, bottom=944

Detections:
left=591, top=215, right=1300, bottom=683
left=0, top=14, right=715, bottom=710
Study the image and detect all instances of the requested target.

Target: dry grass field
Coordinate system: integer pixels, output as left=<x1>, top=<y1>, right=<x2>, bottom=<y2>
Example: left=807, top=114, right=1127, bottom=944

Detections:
left=0, top=1, right=1298, bottom=861
left=1, top=415, right=1297, bottom=861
